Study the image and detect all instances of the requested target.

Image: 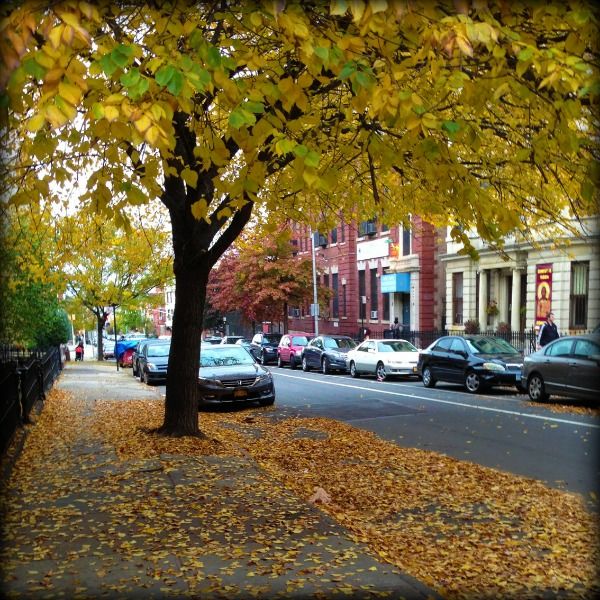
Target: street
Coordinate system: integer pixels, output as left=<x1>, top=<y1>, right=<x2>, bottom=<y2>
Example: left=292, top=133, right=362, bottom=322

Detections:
left=158, top=367, right=600, bottom=501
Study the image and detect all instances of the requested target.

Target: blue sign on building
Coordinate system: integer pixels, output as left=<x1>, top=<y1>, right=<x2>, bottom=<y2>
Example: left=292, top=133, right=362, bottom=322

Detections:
left=381, top=272, right=411, bottom=293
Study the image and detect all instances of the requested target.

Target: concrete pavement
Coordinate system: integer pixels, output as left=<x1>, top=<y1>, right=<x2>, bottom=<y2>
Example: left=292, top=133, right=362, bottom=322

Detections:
left=0, top=362, right=441, bottom=599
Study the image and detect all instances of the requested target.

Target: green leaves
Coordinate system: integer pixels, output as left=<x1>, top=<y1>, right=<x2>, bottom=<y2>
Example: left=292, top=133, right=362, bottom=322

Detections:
left=99, top=44, right=134, bottom=76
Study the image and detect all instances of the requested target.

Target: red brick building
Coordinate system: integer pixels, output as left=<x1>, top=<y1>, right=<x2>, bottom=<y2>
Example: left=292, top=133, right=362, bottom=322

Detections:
left=286, top=216, right=446, bottom=338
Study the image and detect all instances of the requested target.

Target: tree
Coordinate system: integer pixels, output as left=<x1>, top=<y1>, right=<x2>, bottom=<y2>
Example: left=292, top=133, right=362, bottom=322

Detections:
left=1, top=2, right=597, bottom=436
left=208, top=229, right=330, bottom=333
left=0, top=208, right=70, bottom=348
left=52, top=208, right=173, bottom=360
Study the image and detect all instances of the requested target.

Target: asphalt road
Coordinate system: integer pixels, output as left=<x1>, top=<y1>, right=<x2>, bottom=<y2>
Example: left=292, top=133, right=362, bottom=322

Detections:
left=157, top=366, right=599, bottom=502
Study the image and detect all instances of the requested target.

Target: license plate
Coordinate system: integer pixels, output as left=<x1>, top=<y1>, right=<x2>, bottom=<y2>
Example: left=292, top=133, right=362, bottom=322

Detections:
left=234, top=389, right=247, bottom=398
left=412, top=366, right=417, bottom=373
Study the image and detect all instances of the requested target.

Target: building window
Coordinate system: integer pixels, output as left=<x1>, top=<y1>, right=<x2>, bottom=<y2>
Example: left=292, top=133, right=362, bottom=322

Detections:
left=330, top=227, right=337, bottom=244
left=370, top=268, right=378, bottom=316
left=323, top=273, right=329, bottom=317
left=341, top=221, right=345, bottom=243
left=452, top=272, right=463, bottom=325
left=402, top=223, right=411, bottom=256
left=332, top=273, right=339, bottom=318
left=570, top=261, right=589, bottom=329
left=342, top=283, right=347, bottom=317
left=358, top=269, right=366, bottom=319
left=380, top=223, right=389, bottom=232
left=359, top=220, right=377, bottom=236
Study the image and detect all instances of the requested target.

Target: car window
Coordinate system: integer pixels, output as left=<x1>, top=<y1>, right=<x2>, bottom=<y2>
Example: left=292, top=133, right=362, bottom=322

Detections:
left=264, top=334, right=282, bottom=343
left=147, top=344, right=170, bottom=357
left=324, top=337, right=338, bottom=349
left=468, top=337, right=519, bottom=355
left=573, top=340, right=600, bottom=359
left=545, top=339, right=573, bottom=357
left=357, top=342, right=368, bottom=352
left=449, top=338, right=467, bottom=353
left=200, top=346, right=255, bottom=367
left=291, top=336, right=308, bottom=346
left=334, top=337, right=356, bottom=350
left=433, top=338, right=453, bottom=352
left=379, top=340, right=417, bottom=352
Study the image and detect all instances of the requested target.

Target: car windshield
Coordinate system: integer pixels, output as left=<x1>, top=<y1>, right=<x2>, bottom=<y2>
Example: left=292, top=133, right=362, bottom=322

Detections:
left=147, top=344, right=170, bottom=357
left=377, top=340, right=417, bottom=353
left=263, top=334, right=282, bottom=344
left=467, top=337, right=519, bottom=355
left=291, top=336, right=308, bottom=346
left=200, top=346, right=256, bottom=367
left=324, top=337, right=356, bottom=350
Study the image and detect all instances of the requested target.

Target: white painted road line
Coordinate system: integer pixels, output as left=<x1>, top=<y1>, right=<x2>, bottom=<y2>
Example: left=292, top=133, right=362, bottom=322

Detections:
left=273, top=372, right=600, bottom=429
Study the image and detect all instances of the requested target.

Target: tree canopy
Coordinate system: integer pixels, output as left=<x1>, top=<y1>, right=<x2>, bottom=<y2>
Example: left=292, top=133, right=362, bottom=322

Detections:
left=207, top=229, right=329, bottom=332
left=1, top=1, right=598, bottom=435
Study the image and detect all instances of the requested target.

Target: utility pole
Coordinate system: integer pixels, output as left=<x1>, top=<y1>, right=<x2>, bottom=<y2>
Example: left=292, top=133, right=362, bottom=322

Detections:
left=310, top=228, right=319, bottom=336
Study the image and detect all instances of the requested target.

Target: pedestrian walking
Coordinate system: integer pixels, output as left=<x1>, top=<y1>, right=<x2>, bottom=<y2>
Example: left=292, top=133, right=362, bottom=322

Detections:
left=75, top=341, right=84, bottom=361
left=537, top=312, right=559, bottom=349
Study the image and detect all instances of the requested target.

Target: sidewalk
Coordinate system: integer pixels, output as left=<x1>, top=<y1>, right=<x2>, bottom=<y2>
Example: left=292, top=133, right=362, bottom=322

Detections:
left=0, top=362, right=440, bottom=599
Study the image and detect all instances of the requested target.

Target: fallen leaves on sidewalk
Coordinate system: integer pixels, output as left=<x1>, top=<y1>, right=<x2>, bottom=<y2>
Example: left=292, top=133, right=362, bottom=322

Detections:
left=1, top=388, right=598, bottom=600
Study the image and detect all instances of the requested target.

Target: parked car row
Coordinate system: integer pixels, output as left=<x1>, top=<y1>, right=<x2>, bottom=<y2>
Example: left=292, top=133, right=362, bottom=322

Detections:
left=129, top=331, right=599, bottom=408
left=416, top=333, right=599, bottom=403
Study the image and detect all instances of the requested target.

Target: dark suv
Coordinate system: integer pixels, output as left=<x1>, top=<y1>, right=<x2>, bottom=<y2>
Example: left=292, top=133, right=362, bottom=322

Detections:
left=249, top=332, right=283, bottom=365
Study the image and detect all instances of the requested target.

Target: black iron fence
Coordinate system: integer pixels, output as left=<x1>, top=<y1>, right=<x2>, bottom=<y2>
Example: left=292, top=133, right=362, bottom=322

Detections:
left=0, top=345, right=62, bottom=456
left=379, top=328, right=541, bottom=353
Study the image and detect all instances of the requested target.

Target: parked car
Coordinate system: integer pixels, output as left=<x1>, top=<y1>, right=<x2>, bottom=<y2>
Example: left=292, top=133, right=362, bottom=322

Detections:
left=277, top=333, right=312, bottom=369
left=301, top=335, right=357, bottom=374
left=234, top=338, right=253, bottom=350
left=220, top=335, right=245, bottom=345
left=347, top=338, right=420, bottom=380
left=521, top=334, right=600, bottom=403
left=132, top=338, right=168, bottom=377
left=417, top=335, right=524, bottom=393
left=249, top=332, right=283, bottom=365
left=198, top=344, right=275, bottom=407
left=103, top=342, right=115, bottom=360
left=138, top=340, right=171, bottom=385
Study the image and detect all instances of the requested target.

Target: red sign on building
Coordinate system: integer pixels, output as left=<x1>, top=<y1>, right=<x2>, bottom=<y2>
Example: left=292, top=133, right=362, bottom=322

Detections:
left=535, top=263, right=553, bottom=324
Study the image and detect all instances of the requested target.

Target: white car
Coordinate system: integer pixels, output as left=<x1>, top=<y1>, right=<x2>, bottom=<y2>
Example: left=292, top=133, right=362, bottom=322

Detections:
left=347, top=339, right=420, bottom=381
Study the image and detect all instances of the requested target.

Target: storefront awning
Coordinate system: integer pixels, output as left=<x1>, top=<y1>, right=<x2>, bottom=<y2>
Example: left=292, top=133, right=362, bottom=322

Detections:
left=381, top=272, right=411, bottom=293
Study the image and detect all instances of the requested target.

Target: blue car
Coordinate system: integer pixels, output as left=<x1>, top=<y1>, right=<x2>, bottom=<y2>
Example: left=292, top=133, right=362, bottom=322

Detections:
left=301, top=335, right=357, bottom=374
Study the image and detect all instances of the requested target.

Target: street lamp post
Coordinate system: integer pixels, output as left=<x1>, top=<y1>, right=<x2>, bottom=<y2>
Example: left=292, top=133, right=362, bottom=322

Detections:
left=310, top=228, right=319, bottom=336
left=112, top=304, right=118, bottom=372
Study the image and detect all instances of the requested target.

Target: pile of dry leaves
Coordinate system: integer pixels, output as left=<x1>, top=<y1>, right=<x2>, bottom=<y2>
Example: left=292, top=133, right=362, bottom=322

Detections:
left=2, top=389, right=598, bottom=600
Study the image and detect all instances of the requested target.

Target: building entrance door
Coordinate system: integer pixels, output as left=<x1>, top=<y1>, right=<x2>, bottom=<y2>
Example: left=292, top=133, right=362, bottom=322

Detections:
left=402, top=293, right=410, bottom=330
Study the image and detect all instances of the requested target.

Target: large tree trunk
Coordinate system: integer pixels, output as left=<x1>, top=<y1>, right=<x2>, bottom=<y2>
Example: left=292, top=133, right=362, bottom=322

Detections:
left=157, top=261, right=208, bottom=437
left=96, top=315, right=104, bottom=361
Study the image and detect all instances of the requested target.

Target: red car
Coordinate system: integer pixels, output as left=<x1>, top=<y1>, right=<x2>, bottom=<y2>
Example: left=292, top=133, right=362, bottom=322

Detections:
left=277, top=333, right=312, bottom=369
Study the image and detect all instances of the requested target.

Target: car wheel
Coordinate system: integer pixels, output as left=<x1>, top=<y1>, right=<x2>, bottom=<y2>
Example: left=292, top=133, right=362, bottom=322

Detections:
left=143, top=370, right=150, bottom=385
left=465, top=370, right=483, bottom=393
left=422, top=366, right=436, bottom=388
left=132, top=362, right=138, bottom=377
left=322, top=357, right=331, bottom=375
left=302, top=356, right=310, bottom=372
left=350, top=361, right=360, bottom=378
left=290, top=355, right=297, bottom=370
left=277, top=355, right=283, bottom=368
left=260, top=352, right=267, bottom=365
left=528, top=373, right=549, bottom=402
left=376, top=362, right=387, bottom=381
left=138, top=368, right=144, bottom=382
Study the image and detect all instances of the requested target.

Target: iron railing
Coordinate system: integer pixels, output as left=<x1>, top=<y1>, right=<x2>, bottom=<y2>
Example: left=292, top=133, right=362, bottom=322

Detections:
left=0, top=345, right=61, bottom=456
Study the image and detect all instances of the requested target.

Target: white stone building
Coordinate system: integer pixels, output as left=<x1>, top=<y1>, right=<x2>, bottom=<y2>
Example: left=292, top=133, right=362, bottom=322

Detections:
left=441, top=216, right=599, bottom=334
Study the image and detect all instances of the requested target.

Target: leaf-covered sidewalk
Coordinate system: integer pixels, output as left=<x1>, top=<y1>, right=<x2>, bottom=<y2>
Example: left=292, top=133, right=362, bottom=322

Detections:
left=1, top=376, right=598, bottom=599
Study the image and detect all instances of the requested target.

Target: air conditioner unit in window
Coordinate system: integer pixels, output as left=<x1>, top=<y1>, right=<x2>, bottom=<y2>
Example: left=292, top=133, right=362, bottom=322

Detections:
left=370, top=310, right=378, bottom=319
